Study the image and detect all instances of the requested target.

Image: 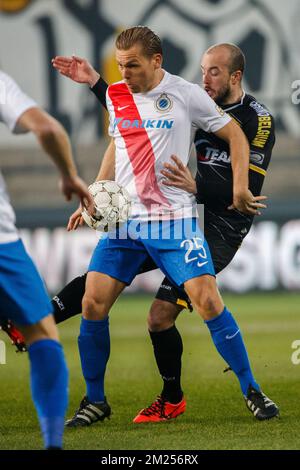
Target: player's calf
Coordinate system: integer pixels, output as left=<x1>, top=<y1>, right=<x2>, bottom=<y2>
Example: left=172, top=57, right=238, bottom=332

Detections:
left=148, top=299, right=182, bottom=331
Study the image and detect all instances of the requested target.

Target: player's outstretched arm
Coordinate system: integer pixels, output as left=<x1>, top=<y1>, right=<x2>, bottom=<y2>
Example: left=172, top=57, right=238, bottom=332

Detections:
left=53, top=55, right=109, bottom=109
left=67, top=206, right=84, bottom=231
left=161, top=155, right=197, bottom=193
left=215, top=120, right=267, bottom=215
left=67, top=139, right=115, bottom=231
left=17, top=107, right=93, bottom=212
left=52, top=55, right=100, bottom=87
left=96, top=139, right=115, bottom=181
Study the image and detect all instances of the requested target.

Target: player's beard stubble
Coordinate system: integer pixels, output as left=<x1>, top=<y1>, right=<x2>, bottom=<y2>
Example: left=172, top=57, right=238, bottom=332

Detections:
left=214, top=82, right=232, bottom=106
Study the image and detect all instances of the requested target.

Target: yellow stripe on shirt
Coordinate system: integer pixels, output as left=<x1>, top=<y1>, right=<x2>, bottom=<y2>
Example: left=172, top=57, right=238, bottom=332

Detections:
left=249, top=164, right=266, bottom=176
left=176, top=299, right=188, bottom=309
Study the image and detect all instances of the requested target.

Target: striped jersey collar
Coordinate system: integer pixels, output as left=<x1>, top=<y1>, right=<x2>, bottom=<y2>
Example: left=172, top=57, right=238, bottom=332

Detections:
left=221, top=91, right=246, bottom=112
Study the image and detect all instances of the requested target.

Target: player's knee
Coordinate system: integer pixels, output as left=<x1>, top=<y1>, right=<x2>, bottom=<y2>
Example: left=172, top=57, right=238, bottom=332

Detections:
left=20, top=314, right=59, bottom=345
left=82, top=294, right=108, bottom=320
left=148, top=299, right=180, bottom=332
left=197, top=293, right=219, bottom=316
left=185, top=276, right=223, bottom=320
left=194, top=291, right=223, bottom=320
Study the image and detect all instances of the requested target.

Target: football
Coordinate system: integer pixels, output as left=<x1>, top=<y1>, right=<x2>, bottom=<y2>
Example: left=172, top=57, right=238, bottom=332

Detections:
left=81, top=180, right=131, bottom=231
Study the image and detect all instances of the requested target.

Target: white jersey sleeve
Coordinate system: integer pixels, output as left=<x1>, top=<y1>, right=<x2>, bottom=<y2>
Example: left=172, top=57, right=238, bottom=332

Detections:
left=188, top=84, right=231, bottom=133
left=0, top=71, right=37, bottom=134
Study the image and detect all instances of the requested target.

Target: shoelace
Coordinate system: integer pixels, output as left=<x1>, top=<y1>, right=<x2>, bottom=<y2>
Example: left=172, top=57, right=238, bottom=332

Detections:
left=141, top=397, right=166, bottom=417
left=72, top=398, right=89, bottom=416
left=250, top=391, right=274, bottom=409
left=262, top=394, right=275, bottom=407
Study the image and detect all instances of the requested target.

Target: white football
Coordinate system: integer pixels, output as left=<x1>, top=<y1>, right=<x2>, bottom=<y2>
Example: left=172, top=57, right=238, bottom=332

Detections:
left=81, top=180, right=131, bottom=231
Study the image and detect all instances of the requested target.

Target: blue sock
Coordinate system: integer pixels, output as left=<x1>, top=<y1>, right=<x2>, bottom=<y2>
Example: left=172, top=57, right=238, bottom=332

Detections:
left=78, top=317, right=110, bottom=403
left=205, top=307, right=260, bottom=395
left=28, top=339, right=68, bottom=449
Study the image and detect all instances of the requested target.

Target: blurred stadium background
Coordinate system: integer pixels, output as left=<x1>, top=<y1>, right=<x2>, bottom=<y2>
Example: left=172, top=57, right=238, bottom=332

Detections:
left=0, top=0, right=300, bottom=451
left=0, top=0, right=300, bottom=294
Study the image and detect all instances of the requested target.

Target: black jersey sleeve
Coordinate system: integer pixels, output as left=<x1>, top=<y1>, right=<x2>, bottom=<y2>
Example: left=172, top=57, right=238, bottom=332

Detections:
left=243, top=108, right=275, bottom=172
left=90, top=77, right=109, bottom=110
left=242, top=107, right=275, bottom=195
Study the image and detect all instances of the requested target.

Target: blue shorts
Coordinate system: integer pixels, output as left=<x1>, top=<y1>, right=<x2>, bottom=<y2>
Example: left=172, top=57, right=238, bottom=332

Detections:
left=89, top=218, right=215, bottom=287
left=0, top=239, right=53, bottom=326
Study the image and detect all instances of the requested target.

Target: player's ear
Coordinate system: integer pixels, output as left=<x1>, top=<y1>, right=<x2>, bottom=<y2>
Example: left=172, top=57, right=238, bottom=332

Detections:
left=231, top=70, right=242, bottom=85
left=153, top=53, right=163, bottom=69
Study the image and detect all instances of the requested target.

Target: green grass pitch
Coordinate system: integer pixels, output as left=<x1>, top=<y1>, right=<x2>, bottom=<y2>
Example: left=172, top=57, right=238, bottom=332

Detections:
left=0, top=292, right=300, bottom=450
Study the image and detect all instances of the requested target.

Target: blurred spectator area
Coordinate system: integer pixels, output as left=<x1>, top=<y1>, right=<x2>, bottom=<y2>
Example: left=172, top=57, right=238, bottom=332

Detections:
left=1, top=133, right=300, bottom=228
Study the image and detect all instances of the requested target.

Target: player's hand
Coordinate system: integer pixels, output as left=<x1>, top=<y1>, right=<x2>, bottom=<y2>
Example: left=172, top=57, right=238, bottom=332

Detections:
left=161, top=155, right=197, bottom=194
left=67, top=205, right=84, bottom=231
left=228, top=189, right=267, bottom=215
left=51, top=55, right=100, bottom=87
left=60, top=174, right=94, bottom=214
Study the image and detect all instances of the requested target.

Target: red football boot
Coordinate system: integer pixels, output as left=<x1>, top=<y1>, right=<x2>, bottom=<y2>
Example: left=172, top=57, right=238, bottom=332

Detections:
left=133, top=395, right=186, bottom=423
left=0, top=319, right=27, bottom=352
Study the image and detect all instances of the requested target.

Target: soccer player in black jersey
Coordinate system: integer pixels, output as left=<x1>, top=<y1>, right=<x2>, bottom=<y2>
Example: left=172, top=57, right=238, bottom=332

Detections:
left=49, top=43, right=278, bottom=425
left=1, top=44, right=278, bottom=428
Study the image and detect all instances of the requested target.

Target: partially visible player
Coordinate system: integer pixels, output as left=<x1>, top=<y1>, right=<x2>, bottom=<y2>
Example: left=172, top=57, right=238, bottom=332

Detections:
left=0, top=70, right=93, bottom=449
left=51, top=27, right=279, bottom=427
left=0, top=319, right=26, bottom=352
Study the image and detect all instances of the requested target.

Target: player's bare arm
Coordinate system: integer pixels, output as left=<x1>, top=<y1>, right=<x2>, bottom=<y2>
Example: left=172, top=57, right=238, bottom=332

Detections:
left=17, top=107, right=94, bottom=213
left=67, top=139, right=116, bottom=231
left=161, top=155, right=197, bottom=193
left=214, top=120, right=267, bottom=215
left=52, top=55, right=100, bottom=87
left=95, top=139, right=115, bottom=181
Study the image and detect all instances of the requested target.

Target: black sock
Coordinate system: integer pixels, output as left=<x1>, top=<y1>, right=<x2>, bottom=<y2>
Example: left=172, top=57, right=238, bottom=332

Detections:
left=52, top=274, right=87, bottom=324
left=149, top=326, right=183, bottom=404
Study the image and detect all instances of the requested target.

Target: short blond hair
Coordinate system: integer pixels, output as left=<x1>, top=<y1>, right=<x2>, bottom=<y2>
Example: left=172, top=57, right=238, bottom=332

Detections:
left=116, top=26, right=162, bottom=57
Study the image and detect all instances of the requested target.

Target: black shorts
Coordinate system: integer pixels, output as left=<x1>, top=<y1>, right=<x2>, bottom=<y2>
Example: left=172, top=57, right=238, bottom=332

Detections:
left=155, top=235, right=239, bottom=311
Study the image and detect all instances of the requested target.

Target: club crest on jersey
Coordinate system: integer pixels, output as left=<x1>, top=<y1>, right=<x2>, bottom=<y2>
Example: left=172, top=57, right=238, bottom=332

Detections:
left=155, top=93, right=173, bottom=112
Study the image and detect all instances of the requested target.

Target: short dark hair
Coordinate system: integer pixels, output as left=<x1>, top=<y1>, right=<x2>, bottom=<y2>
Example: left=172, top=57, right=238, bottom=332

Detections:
left=115, top=26, right=162, bottom=57
left=206, top=43, right=246, bottom=75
